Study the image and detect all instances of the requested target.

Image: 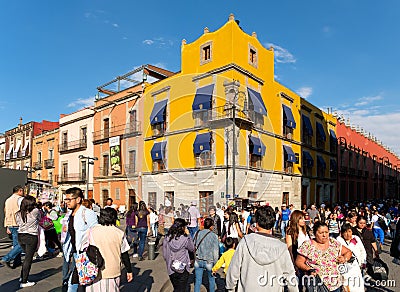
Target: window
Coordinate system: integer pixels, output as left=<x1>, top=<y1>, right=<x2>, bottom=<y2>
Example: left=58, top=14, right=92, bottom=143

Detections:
left=283, top=126, right=293, bottom=139
left=129, top=189, right=136, bottom=207
left=129, top=110, right=137, bottom=132
left=199, top=191, right=213, bottom=215
left=285, top=161, right=293, bottom=174
left=103, top=154, right=109, bottom=176
left=148, top=192, right=157, bottom=209
left=165, top=192, right=174, bottom=208
left=194, top=110, right=210, bottom=127
left=200, top=42, right=212, bottom=64
left=49, top=171, right=53, bottom=184
left=81, top=161, right=87, bottom=181
left=248, top=191, right=258, bottom=199
left=62, top=132, right=68, bottom=146
left=128, top=150, right=136, bottom=174
left=115, top=188, right=120, bottom=200
left=38, top=151, right=42, bottom=163
left=249, top=45, right=258, bottom=67
left=103, top=118, right=110, bottom=139
left=153, top=160, right=165, bottom=171
left=196, top=150, right=212, bottom=167
left=282, top=192, right=289, bottom=206
left=102, top=189, right=109, bottom=207
left=152, top=122, right=166, bottom=136
left=49, top=149, right=53, bottom=160
left=302, top=115, right=313, bottom=146
left=250, top=154, right=262, bottom=168
left=62, top=163, right=68, bottom=178
left=81, top=127, right=87, bottom=145
left=248, top=111, right=264, bottom=128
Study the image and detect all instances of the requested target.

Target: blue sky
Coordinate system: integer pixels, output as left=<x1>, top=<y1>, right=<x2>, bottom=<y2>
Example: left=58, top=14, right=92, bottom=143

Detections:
left=1, top=1, right=400, bottom=155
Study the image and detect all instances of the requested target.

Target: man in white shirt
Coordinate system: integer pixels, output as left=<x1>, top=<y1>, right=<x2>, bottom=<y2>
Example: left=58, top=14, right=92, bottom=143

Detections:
left=187, top=201, right=201, bottom=238
left=371, top=210, right=385, bottom=249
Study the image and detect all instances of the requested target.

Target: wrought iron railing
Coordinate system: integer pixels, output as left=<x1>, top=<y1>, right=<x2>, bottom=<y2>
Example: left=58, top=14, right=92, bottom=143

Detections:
left=93, top=121, right=141, bottom=142
left=59, top=139, right=87, bottom=152
left=44, top=159, right=54, bottom=168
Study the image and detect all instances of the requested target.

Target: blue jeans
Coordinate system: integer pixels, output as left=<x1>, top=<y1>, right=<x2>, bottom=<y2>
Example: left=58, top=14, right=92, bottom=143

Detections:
left=373, top=227, right=385, bottom=244
left=137, top=227, right=148, bottom=257
left=194, top=260, right=215, bottom=292
left=281, top=220, right=289, bottom=238
left=2, top=227, right=23, bottom=264
left=188, top=226, right=199, bottom=239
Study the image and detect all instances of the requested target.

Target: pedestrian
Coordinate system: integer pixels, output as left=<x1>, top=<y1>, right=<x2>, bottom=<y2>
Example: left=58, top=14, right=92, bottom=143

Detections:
left=135, top=201, right=150, bottom=261
left=125, top=203, right=139, bottom=257
left=222, top=211, right=243, bottom=243
left=193, top=218, right=219, bottom=292
left=327, top=213, right=341, bottom=239
left=212, top=236, right=236, bottom=275
left=390, top=216, right=400, bottom=265
left=89, top=199, right=101, bottom=217
left=86, top=208, right=133, bottom=291
left=351, top=216, right=379, bottom=277
left=208, top=206, right=222, bottom=238
left=162, top=218, right=194, bottom=292
left=337, top=223, right=365, bottom=292
left=285, top=210, right=310, bottom=292
left=296, top=221, right=352, bottom=292
left=279, top=203, right=291, bottom=239
left=104, top=197, right=114, bottom=208
left=62, top=187, right=98, bottom=292
left=307, top=204, right=320, bottom=227
left=42, top=202, right=63, bottom=257
left=1, top=185, right=24, bottom=269
left=149, top=207, right=159, bottom=238
left=226, top=206, right=298, bottom=291
left=187, top=201, right=201, bottom=238
left=16, top=195, right=41, bottom=288
left=371, top=210, right=385, bottom=251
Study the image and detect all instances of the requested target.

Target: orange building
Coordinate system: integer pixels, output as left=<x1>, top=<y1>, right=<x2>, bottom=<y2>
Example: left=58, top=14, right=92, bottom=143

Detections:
left=92, top=65, right=174, bottom=209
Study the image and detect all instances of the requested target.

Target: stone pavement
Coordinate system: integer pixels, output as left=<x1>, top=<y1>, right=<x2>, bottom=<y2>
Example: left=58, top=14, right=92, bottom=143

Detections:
left=0, top=228, right=399, bottom=291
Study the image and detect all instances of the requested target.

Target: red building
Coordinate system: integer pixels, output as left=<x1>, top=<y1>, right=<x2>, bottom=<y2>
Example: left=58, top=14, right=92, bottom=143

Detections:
left=336, top=121, right=400, bottom=201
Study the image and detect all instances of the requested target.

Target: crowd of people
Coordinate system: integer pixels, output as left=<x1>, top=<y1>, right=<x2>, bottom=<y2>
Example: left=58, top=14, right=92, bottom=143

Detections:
left=1, top=183, right=400, bottom=291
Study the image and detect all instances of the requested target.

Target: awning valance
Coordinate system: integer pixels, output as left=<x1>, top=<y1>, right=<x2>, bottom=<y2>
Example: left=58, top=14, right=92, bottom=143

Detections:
left=151, top=141, right=166, bottom=161
left=193, top=132, right=212, bottom=154
left=248, top=88, right=267, bottom=116
left=283, top=145, right=297, bottom=163
left=303, top=151, right=314, bottom=167
left=192, top=84, right=214, bottom=111
left=302, top=115, right=313, bottom=135
left=282, top=105, right=296, bottom=129
left=6, top=145, right=13, bottom=159
left=316, top=122, right=326, bottom=141
left=22, top=141, right=30, bottom=156
left=249, top=136, right=266, bottom=156
left=150, top=99, right=168, bottom=125
left=317, top=155, right=326, bottom=169
left=13, top=141, right=21, bottom=158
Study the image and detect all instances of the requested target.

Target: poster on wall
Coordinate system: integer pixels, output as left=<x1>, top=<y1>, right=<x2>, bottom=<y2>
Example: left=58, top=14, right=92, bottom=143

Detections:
left=109, top=136, right=122, bottom=174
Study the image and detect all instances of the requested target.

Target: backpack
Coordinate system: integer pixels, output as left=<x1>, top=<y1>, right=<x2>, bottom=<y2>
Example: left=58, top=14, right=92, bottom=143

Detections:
left=377, top=216, right=389, bottom=231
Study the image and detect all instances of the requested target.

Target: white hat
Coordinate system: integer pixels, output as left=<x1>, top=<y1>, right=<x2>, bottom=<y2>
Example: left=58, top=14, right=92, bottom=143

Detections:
left=191, top=201, right=197, bottom=206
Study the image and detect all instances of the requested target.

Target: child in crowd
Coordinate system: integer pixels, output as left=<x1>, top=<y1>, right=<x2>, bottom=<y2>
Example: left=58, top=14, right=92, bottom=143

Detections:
left=212, top=237, right=236, bottom=275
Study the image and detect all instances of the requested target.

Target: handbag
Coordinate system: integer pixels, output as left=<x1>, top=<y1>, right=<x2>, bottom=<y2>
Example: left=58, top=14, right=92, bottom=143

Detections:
left=371, top=258, right=389, bottom=281
left=303, top=274, right=330, bottom=292
left=74, top=228, right=104, bottom=285
left=39, top=216, right=54, bottom=230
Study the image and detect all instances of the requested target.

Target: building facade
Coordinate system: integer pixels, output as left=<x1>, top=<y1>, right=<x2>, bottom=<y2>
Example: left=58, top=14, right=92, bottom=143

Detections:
left=140, top=15, right=337, bottom=212
left=337, top=120, right=400, bottom=201
left=4, top=119, right=59, bottom=171
left=56, top=108, right=95, bottom=198
left=92, top=65, right=174, bottom=209
left=0, top=135, right=5, bottom=167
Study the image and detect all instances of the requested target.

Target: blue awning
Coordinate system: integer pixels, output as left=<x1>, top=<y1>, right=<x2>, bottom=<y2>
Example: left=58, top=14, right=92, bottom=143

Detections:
left=151, top=141, right=166, bottom=161
left=150, top=99, right=168, bottom=125
left=282, top=105, right=296, bottom=129
left=317, top=155, right=326, bottom=169
left=283, top=145, right=297, bottom=163
left=316, top=122, right=326, bottom=141
left=249, top=136, right=266, bottom=156
left=329, top=129, right=337, bottom=142
left=303, top=151, right=314, bottom=167
left=330, top=158, right=337, bottom=171
left=192, top=84, right=214, bottom=111
left=248, top=88, right=267, bottom=116
left=302, top=115, right=313, bottom=135
left=193, top=132, right=212, bottom=154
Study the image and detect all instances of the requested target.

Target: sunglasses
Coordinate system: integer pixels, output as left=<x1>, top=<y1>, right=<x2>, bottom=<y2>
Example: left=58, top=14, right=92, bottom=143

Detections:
left=64, top=197, right=77, bottom=202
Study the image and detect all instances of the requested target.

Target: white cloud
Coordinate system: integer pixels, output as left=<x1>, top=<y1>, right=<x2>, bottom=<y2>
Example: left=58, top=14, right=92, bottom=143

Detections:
left=143, top=39, right=154, bottom=45
left=68, top=97, right=94, bottom=108
left=265, top=43, right=296, bottom=64
left=354, top=94, right=383, bottom=107
left=297, top=87, right=313, bottom=99
left=112, top=23, right=119, bottom=28
left=122, top=36, right=128, bottom=40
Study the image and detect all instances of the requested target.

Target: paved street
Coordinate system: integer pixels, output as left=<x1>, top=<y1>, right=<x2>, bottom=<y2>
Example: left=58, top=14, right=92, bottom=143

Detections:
left=0, top=223, right=399, bottom=291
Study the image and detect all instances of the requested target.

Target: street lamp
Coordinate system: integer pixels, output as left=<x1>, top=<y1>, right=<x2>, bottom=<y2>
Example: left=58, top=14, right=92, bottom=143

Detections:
left=78, top=155, right=98, bottom=199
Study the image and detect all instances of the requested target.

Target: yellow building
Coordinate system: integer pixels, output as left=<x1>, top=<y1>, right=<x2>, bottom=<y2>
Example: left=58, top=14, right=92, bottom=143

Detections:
left=138, top=14, right=336, bottom=211
left=31, top=128, right=60, bottom=201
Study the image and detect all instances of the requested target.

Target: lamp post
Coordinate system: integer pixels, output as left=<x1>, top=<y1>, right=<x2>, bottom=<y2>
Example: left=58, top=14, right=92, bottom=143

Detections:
left=78, top=155, right=98, bottom=199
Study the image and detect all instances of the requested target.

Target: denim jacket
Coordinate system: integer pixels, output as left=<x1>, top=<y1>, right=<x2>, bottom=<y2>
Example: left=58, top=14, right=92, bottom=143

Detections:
left=63, top=206, right=98, bottom=261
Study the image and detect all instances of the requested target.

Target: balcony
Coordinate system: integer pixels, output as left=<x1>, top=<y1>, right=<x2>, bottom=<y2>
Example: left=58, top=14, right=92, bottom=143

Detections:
left=124, top=164, right=136, bottom=175
left=44, top=159, right=55, bottom=169
left=59, top=139, right=87, bottom=153
left=208, top=105, right=253, bottom=130
left=93, top=122, right=141, bottom=143
left=56, top=173, right=85, bottom=183
left=33, top=161, right=43, bottom=170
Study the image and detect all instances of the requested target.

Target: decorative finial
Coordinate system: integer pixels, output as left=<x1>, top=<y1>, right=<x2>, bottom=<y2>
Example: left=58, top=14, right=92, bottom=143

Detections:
left=181, top=39, right=187, bottom=46
left=252, top=32, right=257, bottom=38
left=229, top=13, right=235, bottom=21
left=204, top=27, right=209, bottom=34
left=19, top=117, right=23, bottom=125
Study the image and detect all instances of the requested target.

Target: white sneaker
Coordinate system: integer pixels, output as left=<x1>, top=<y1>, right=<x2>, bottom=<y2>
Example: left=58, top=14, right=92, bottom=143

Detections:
left=132, top=254, right=138, bottom=258
left=20, top=281, right=36, bottom=288
left=56, top=252, right=63, bottom=258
